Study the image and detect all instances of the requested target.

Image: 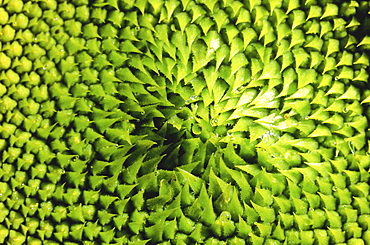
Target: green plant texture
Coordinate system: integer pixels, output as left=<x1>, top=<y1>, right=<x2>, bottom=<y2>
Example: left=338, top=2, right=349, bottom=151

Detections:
left=0, top=0, right=370, bottom=244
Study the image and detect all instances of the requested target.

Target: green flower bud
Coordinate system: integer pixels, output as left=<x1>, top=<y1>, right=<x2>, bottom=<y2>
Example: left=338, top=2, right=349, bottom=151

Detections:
left=204, top=237, right=224, bottom=245
left=354, top=68, right=369, bottom=83
left=8, top=230, right=26, bottom=245
left=40, top=0, right=57, bottom=10
left=176, top=210, right=194, bottom=235
left=66, top=204, right=85, bottom=223
left=45, top=166, right=63, bottom=185
left=11, top=13, right=29, bottom=29
left=348, top=238, right=365, bottom=245
left=1, top=164, right=16, bottom=183
left=50, top=26, right=70, bottom=45
left=0, top=139, right=5, bottom=152
left=264, top=238, right=282, bottom=245
left=306, top=5, right=322, bottom=20
left=11, top=84, right=30, bottom=101
left=151, top=219, right=172, bottom=240
left=210, top=211, right=235, bottom=237
left=107, top=10, right=124, bottom=27
left=38, top=220, right=54, bottom=239
left=50, top=141, right=68, bottom=155
left=6, top=0, right=23, bottom=13
left=5, top=147, right=22, bottom=163
left=13, top=56, right=32, bottom=74
left=67, top=169, right=86, bottom=188
left=286, top=230, right=301, bottom=244
left=75, top=51, right=93, bottom=68
left=99, top=227, right=116, bottom=244
left=15, top=29, right=32, bottom=45
left=58, top=56, right=77, bottom=76
left=0, top=8, right=9, bottom=25
left=91, top=7, right=107, bottom=24
left=25, top=217, right=39, bottom=235
left=0, top=182, right=12, bottom=203
left=24, top=44, right=46, bottom=61
left=30, top=163, right=47, bottom=179
left=256, top=222, right=273, bottom=237
left=343, top=222, right=362, bottom=239
left=29, top=18, right=50, bottom=34
left=13, top=169, right=27, bottom=184
left=4, top=70, right=20, bottom=87
left=38, top=101, right=55, bottom=118
left=278, top=210, right=293, bottom=229
left=83, top=190, right=100, bottom=205
left=17, top=153, right=34, bottom=171
left=83, top=221, right=101, bottom=240
left=63, top=188, right=81, bottom=205
left=70, top=224, right=84, bottom=241
left=97, top=209, right=115, bottom=226
left=25, top=123, right=47, bottom=142
left=102, top=38, right=120, bottom=53
left=51, top=206, right=67, bottom=223
left=38, top=182, right=55, bottom=200
left=0, top=52, right=11, bottom=70
left=128, top=209, right=148, bottom=234
left=55, top=109, right=74, bottom=126
left=37, top=201, right=53, bottom=220
left=58, top=2, right=76, bottom=20
left=54, top=223, right=69, bottom=242
left=75, top=5, right=90, bottom=23
left=23, top=72, right=40, bottom=87
left=322, top=3, right=339, bottom=20
left=48, top=44, right=66, bottom=62
left=100, top=23, right=118, bottom=39
left=0, top=203, right=9, bottom=225
left=64, top=19, right=82, bottom=37
left=56, top=95, right=77, bottom=110
left=86, top=38, right=102, bottom=56
left=188, top=223, right=206, bottom=243
left=19, top=98, right=40, bottom=115
left=34, top=33, right=55, bottom=52
left=80, top=204, right=96, bottom=221
left=0, top=122, right=17, bottom=138
left=23, top=2, right=42, bottom=18
left=64, top=70, right=80, bottom=87
left=0, top=83, right=6, bottom=97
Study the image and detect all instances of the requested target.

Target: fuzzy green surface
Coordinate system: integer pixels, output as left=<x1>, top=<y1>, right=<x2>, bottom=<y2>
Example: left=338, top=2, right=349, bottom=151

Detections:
left=0, top=0, right=370, bottom=244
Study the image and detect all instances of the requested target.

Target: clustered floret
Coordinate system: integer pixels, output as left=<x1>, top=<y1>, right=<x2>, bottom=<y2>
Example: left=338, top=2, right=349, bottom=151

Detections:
left=0, top=0, right=369, bottom=244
